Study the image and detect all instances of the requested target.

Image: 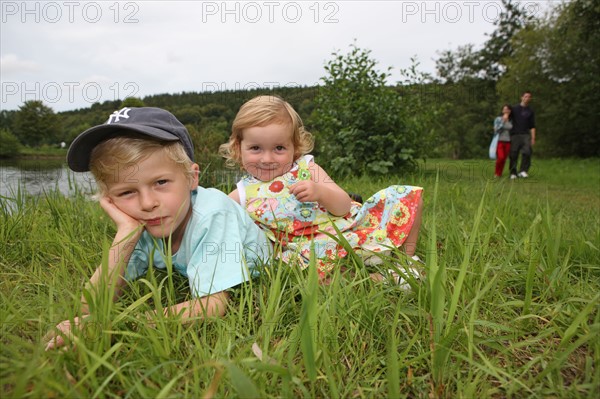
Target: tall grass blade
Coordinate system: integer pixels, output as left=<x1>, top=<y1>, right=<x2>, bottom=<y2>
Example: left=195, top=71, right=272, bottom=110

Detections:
left=445, top=187, right=487, bottom=336
left=223, top=361, right=260, bottom=398
left=428, top=169, right=446, bottom=392
left=299, top=243, right=318, bottom=383
left=523, top=214, right=542, bottom=316
left=559, top=293, right=600, bottom=347
left=387, top=305, right=401, bottom=398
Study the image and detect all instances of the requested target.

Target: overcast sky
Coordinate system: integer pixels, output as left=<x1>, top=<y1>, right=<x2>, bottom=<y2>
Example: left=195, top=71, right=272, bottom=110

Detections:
left=1, top=0, right=555, bottom=112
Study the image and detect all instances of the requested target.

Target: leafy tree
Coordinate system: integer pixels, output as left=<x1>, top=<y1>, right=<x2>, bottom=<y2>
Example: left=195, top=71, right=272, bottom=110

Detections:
left=396, top=58, right=445, bottom=159
left=0, top=110, right=16, bottom=132
left=434, top=50, right=498, bottom=159
left=120, top=97, right=145, bottom=108
left=436, top=44, right=482, bottom=83
left=436, top=1, right=532, bottom=83
left=13, top=101, right=61, bottom=147
left=432, top=0, right=535, bottom=158
left=310, top=44, right=417, bottom=176
left=498, top=0, right=600, bottom=157
left=199, top=103, right=232, bottom=120
left=478, top=0, right=534, bottom=80
left=174, top=105, right=203, bottom=125
left=187, top=120, right=229, bottom=171
left=0, top=129, right=22, bottom=158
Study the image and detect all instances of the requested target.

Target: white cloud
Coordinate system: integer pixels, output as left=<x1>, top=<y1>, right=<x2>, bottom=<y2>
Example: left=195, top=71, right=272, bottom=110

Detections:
left=0, top=54, right=40, bottom=75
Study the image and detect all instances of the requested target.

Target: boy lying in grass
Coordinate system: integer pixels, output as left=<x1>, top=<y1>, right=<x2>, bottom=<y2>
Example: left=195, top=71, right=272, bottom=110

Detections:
left=45, top=107, right=270, bottom=350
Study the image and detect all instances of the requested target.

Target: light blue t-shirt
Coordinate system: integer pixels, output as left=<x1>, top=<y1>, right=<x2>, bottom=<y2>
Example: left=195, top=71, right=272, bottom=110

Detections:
left=125, top=187, right=270, bottom=297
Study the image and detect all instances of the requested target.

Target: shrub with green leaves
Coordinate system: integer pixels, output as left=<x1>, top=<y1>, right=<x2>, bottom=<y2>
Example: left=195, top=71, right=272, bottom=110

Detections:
left=310, top=44, right=418, bottom=177
left=0, top=128, right=22, bottom=158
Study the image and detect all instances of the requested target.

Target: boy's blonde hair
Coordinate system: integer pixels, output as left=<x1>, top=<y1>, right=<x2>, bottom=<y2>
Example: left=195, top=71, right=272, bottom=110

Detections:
left=90, top=135, right=195, bottom=195
left=219, top=95, right=314, bottom=168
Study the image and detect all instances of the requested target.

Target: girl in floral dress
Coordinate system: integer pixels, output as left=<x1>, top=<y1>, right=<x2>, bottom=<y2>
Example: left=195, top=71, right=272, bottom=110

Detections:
left=219, top=95, right=424, bottom=282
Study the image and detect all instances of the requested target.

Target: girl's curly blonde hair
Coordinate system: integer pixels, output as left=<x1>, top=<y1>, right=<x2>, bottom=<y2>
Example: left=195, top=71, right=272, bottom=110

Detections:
left=219, top=95, right=314, bottom=168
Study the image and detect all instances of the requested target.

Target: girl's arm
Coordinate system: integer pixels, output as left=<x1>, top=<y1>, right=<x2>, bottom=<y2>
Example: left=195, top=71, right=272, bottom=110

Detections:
left=228, top=189, right=241, bottom=204
left=289, top=162, right=352, bottom=216
left=493, top=116, right=503, bottom=134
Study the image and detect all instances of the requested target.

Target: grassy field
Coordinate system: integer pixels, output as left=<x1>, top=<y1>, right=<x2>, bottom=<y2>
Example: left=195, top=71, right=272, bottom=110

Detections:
left=1, top=158, right=599, bottom=398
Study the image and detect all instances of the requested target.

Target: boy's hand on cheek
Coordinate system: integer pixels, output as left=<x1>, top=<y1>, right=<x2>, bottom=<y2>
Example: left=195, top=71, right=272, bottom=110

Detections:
left=289, top=181, right=321, bottom=203
left=100, top=197, right=143, bottom=233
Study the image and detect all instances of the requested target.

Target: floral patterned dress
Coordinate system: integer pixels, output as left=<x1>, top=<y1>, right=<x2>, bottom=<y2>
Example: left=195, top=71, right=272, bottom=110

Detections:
left=236, top=155, right=423, bottom=277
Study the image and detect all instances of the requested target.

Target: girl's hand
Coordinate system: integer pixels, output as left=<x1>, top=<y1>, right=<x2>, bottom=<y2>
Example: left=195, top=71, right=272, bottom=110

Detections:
left=289, top=180, right=321, bottom=203
left=99, top=197, right=142, bottom=233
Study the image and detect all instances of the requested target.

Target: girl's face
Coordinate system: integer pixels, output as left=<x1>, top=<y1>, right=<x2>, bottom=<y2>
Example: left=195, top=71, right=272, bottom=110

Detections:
left=503, top=106, right=511, bottom=114
left=240, top=123, right=295, bottom=182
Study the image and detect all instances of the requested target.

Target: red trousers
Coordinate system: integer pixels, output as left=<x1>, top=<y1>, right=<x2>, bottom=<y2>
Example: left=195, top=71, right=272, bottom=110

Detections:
left=495, top=141, right=511, bottom=177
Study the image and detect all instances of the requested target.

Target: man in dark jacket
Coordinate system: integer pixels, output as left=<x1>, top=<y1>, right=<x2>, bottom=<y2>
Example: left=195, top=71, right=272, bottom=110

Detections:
left=509, top=91, right=536, bottom=179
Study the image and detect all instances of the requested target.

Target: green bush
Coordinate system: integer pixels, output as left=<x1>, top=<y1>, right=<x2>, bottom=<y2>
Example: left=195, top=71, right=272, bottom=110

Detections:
left=0, top=128, right=22, bottom=158
left=310, top=45, right=440, bottom=177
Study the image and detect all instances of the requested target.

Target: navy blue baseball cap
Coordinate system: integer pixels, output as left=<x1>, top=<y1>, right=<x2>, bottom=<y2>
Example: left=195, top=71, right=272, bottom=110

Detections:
left=67, top=107, right=195, bottom=172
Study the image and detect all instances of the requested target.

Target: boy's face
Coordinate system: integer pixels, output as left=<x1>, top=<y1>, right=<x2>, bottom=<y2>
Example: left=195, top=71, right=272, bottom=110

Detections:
left=240, top=123, right=295, bottom=182
left=105, top=150, right=199, bottom=243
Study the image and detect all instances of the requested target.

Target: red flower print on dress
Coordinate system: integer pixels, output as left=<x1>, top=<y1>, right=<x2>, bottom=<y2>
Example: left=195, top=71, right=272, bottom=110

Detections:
left=292, top=219, right=319, bottom=236
left=269, top=181, right=284, bottom=192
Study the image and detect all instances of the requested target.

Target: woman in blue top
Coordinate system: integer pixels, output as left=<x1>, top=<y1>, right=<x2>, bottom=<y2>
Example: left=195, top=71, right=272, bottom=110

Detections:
left=493, top=104, right=513, bottom=177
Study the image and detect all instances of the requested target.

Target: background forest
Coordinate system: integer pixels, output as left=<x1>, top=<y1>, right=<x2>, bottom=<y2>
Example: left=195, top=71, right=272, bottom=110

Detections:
left=1, top=0, right=598, bottom=175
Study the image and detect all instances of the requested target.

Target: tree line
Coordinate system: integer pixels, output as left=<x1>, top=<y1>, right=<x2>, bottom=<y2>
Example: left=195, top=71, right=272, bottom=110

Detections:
left=1, top=0, right=597, bottom=174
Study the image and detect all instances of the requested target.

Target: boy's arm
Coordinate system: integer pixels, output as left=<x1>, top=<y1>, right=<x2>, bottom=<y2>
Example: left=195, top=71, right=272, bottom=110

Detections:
left=153, top=291, right=230, bottom=323
left=81, top=197, right=143, bottom=311
left=80, top=223, right=142, bottom=312
left=46, top=197, right=143, bottom=350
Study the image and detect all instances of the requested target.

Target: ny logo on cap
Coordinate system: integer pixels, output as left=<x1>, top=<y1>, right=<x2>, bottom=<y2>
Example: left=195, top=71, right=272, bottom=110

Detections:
left=107, top=108, right=131, bottom=124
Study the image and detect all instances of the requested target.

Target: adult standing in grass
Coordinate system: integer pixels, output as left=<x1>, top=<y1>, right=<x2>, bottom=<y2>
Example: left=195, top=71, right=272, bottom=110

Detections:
left=493, top=104, right=513, bottom=178
left=509, top=91, right=536, bottom=179
left=220, top=95, right=424, bottom=287
left=45, top=107, right=270, bottom=350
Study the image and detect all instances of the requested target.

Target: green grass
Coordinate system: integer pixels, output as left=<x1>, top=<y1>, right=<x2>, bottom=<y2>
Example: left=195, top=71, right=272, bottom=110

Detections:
left=1, top=158, right=599, bottom=398
left=17, top=145, right=68, bottom=159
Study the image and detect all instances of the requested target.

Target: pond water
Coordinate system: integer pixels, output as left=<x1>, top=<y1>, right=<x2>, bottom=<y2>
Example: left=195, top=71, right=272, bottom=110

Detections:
left=0, top=159, right=95, bottom=198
